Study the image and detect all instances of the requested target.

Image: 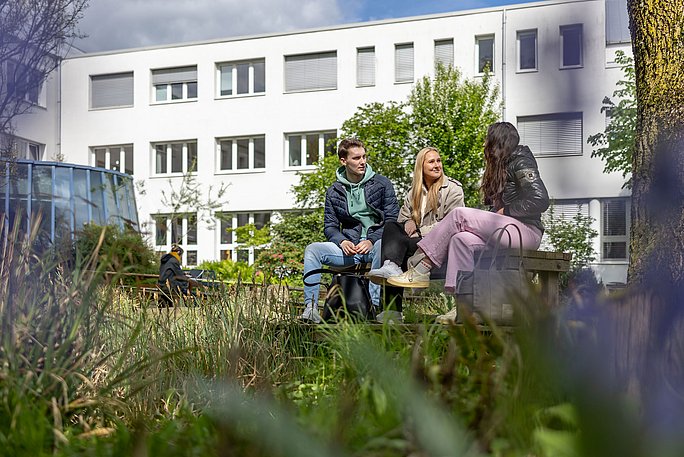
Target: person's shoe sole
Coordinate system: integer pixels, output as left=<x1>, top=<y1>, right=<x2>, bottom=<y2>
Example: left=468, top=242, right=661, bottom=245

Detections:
left=387, top=277, right=429, bottom=288
left=368, top=274, right=388, bottom=286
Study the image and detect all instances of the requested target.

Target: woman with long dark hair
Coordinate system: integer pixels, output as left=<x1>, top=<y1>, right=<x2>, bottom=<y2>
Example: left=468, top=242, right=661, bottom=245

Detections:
left=367, top=146, right=464, bottom=323
left=386, top=122, right=550, bottom=324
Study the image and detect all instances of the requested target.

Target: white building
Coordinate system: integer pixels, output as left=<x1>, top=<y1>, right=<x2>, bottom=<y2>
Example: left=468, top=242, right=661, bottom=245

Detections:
left=15, top=0, right=633, bottom=284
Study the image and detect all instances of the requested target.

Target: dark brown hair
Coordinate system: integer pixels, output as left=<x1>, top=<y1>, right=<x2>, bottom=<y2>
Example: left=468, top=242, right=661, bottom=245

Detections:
left=481, top=122, right=519, bottom=208
left=337, top=138, right=365, bottom=159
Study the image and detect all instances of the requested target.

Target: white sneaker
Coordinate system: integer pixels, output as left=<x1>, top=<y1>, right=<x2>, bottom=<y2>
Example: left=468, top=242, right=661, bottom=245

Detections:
left=375, top=310, right=403, bottom=324
left=367, top=260, right=403, bottom=285
left=435, top=306, right=458, bottom=325
left=387, top=267, right=430, bottom=288
left=299, top=304, right=322, bottom=323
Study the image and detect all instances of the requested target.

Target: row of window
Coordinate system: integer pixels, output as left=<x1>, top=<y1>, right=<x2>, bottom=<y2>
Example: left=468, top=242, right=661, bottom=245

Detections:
left=89, top=23, right=584, bottom=110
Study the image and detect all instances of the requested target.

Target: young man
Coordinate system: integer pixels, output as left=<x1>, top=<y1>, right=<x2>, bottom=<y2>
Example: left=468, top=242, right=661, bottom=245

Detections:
left=300, top=138, right=399, bottom=323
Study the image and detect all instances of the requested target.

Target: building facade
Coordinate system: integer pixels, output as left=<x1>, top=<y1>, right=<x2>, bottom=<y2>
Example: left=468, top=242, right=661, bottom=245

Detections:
left=16, top=0, right=633, bottom=283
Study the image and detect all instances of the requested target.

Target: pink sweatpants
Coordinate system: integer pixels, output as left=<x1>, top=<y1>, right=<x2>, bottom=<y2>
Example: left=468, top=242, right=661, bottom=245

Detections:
left=417, top=207, right=543, bottom=292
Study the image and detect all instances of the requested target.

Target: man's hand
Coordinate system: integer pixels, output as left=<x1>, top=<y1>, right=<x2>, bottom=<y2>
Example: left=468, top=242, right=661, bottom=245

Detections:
left=354, top=239, right=373, bottom=255
left=404, top=220, right=418, bottom=237
left=340, top=240, right=357, bottom=255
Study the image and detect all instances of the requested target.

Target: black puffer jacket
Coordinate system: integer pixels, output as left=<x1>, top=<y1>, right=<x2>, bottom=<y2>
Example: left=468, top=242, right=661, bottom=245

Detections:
left=499, top=145, right=550, bottom=233
left=324, top=174, right=399, bottom=245
left=158, top=253, right=188, bottom=295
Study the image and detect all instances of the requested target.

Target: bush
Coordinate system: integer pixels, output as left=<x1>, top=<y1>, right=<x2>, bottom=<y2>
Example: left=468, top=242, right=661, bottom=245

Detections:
left=198, top=258, right=261, bottom=282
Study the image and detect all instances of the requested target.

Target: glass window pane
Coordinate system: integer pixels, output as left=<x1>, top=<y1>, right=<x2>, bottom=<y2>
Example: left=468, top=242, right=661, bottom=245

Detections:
left=104, top=173, right=119, bottom=226
left=171, top=217, right=183, bottom=244
left=171, top=83, right=183, bottom=100
left=187, top=250, right=197, bottom=266
left=73, top=168, right=89, bottom=230
left=220, top=140, right=232, bottom=170
left=478, top=37, right=494, bottom=72
left=220, top=250, right=232, bottom=261
left=32, top=165, right=53, bottom=237
left=187, top=214, right=197, bottom=244
left=220, top=65, right=232, bottom=96
left=253, top=61, right=265, bottom=93
left=220, top=214, right=232, bottom=244
left=155, top=85, right=167, bottom=102
left=94, top=148, right=106, bottom=168
left=237, top=213, right=249, bottom=243
left=237, top=139, right=249, bottom=169
left=324, top=132, right=336, bottom=156
left=253, top=137, right=265, bottom=169
left=155, top=216, right=167, bottom=245
left=562, top=26, right=582, bottom=66
left=186, top=81, right=197, bottom=99
left=171, top=143, right=183, bottom=173
left=237, top=250, right=249, bottom=263
left=156, top=144, right=167, bottom=174
left=187, top=142, right=197, bottom=172
left=253, top=212, right=271, bottom=229
left=306, top=134, right=319, bottom=166
left=288, top=135, right=302, bottom=166
left=110, top=147, right=121, bottom=172
left=237, top=63, right=249, bottom=94
left=123, top=145, right=134, bottom=175
left=603, top=200, right=626, bottom=236
left=90, top=171, right=106, bottom=225
left=519, top=32, right=536, bottom=70
left=53, top=167, right=72, bottom=238
left=8, top=163, right=29, bottom=232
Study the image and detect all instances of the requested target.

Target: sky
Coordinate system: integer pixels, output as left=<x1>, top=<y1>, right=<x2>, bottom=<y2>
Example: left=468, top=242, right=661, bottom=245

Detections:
left=73, top=0, right=540, bottom=53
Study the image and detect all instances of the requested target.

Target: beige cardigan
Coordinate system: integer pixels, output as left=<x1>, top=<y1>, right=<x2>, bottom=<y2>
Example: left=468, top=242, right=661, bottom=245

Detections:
left=397, top=176, right=465, bottom=236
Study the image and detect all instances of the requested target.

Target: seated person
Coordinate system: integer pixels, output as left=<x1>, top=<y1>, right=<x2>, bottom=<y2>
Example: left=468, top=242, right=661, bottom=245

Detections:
left=300, top=138, right=399, bottom=323
left=386, top=122, right=550, bottom=324
left=367, top=147, right=464, bottom=323
left=158, top=244, right=196, bottom=303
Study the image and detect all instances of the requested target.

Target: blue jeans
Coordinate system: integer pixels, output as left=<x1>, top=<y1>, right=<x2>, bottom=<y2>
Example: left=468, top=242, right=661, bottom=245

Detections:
left=303, top=240, right=382, bottom=307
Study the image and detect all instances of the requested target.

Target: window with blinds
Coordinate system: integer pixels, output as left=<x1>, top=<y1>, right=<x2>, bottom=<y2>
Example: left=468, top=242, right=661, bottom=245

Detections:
left=284, top=51, right=337, bottom=92
left=434, top=39, right=454, bottom=70
left=90, top=72, right=133, bottom=109
left=517, top=112, right=583, bottom=156
left=356, top=47, right=375, bottom=87
left=540, top=200, right=591, bottom=250
left=605, top=0, right=630, bottom=44
left=395, top=43, right=414, bottom=83
left=602, top=199, right=629, bottom=260
left=151, top=66, right=197, bottom=102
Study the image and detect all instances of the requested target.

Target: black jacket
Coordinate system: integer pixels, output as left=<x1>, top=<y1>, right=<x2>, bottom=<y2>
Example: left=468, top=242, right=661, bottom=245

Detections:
left=499, top=145, right=550, bottom=233
left=158, top=253, right=188, bottom=295
left=324, top=174, right=399, bottom=245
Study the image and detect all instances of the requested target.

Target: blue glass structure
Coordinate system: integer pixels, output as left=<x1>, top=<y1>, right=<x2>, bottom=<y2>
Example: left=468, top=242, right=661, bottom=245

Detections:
left=0, top=159, right=139, bottom=240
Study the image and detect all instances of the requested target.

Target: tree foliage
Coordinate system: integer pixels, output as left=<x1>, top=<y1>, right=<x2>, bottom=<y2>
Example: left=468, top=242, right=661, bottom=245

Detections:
left=292, top=64, right=500, bottom=208
left=0, top=0, right=88, bottom=140
left=542, top=204, right=598, bottom=271
left=587, top=50, right=636, bottom=188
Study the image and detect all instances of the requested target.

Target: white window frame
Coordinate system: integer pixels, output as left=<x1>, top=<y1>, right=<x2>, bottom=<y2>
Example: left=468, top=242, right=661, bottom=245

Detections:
left=284, top=131, right=337, bottom=169
left=394, top=42, right=414, bottom=83
left=216, top=211, right=272, bottom=264
left=151, top=66, right=198, bottom=103
left=90, top=72, right=134, bottom=109
left=560, top=24, right=583, bottom=69
left=475, top=35, right=495, bottom=74
left=434, top=39, right=454, bottom=70
left=517, top=112, right=583, bottom=157
left=7, top=136, right=44, bottom=160
left=601, top=198, right=630, bottom=262
left=153, top=213, right=199, bottom=266
left=517, top=29, right=538, bottom=72
left=216, top=135, right=266, bottom=173
left=152, top=140, right=198, bottom=176
left=91, top=144, right=134, bottom=175
left=356, top=47, right=375, bottom=87
left=216, top=59, right=265, bottom=98
left=284, top=51, right=337, bottom=93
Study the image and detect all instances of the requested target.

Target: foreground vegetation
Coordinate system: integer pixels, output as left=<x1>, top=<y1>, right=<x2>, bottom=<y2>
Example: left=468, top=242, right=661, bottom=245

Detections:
left=1, top=224, right=682, bottom=457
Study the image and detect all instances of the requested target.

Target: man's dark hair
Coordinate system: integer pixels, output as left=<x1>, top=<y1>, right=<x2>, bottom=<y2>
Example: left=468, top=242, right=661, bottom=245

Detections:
left=337, top=138, right=365, bottom=159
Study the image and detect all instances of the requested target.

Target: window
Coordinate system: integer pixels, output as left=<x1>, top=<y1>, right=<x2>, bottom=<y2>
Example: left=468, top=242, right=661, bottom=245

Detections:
left=153, top=213, right=198, bottom=265
left=605, top=0, right=631, bottom=44
left=152, top=66, right=197, bottom=102
left=517, top=30, right=537, bottom=71
left=476, top=35, right=494, bottom=73
left=217, top=211, right=271, bottom=264
left=395, top=43, right=414, bottom=83
left=217, top=59, right=265, bottom=97
left=5, top=136, right=44, bottom=160
left=91, top=144, right=134, bottom=174
left=560, top=24, right=583, bottom=68
left=284, top=51, right=337, bottom=92
left=90, top=72, right=133, bottom=109
left=217, top=136, right=265, bottom=171
left=286, top=131, right=336, bottom=168
left=517, top=112, right=583, bottom=157
left=434, top=39, right=454, bottom=69
left=6, top=60, right=44, bottom=106
left=540, top=200, right=590, bottom=250
left=153, top=141, right=198, bottom=175
left=356, top=47, right=375, bottom=87
left=602, top=199, right=629, bottom=260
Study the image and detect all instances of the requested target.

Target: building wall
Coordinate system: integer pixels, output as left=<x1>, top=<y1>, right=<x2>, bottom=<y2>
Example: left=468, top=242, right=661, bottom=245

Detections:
left=57, top=0, right=632, bottom=281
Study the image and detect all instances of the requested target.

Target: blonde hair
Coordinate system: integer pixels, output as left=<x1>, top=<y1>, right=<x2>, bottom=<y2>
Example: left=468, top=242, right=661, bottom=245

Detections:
left=410, top=147, right=444, bottom=225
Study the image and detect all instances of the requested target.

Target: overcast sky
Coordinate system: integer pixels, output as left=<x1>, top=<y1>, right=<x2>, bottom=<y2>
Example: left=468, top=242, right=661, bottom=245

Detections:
left=73, top=0, right=539, bottom=53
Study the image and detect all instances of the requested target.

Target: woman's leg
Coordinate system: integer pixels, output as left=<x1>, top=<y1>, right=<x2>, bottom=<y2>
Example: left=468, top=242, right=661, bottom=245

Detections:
left=443, top=231, right=487, bottom=292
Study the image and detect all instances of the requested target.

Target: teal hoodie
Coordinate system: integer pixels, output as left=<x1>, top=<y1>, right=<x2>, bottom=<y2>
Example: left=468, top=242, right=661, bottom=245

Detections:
left=336, top=164, right=379, bottom=239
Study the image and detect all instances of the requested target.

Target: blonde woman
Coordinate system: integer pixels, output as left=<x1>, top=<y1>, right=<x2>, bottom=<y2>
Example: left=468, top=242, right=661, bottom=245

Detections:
left=368, top=147, right=464, bottom=323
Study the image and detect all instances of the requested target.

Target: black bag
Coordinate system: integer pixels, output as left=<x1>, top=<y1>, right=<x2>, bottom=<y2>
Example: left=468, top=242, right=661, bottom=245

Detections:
left=303, top=265, right=374, bottom=322
left=455, top=224, right=528, bottom=325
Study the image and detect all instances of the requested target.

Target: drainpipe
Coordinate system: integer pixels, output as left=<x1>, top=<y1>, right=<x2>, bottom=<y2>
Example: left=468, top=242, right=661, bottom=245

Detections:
left=501, top=8, right=507, bottom=121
